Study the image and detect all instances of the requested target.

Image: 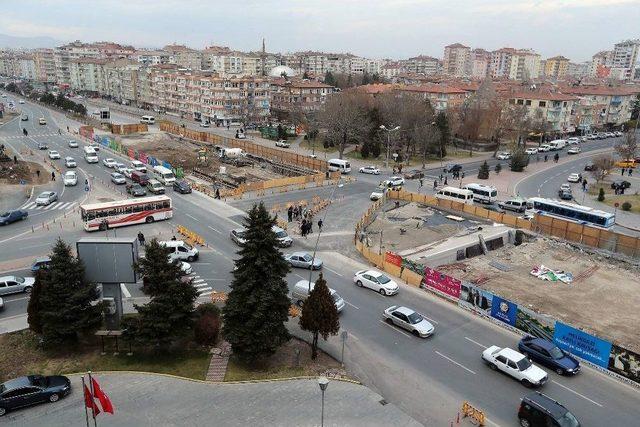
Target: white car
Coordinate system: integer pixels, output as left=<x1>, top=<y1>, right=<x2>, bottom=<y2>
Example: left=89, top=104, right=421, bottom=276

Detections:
left=615, top=131, right=623, bottom=137
left=567, top=173, right=581, bottom=183
left=567, top=146, right=581, bottom=155
left=359, top=165, right=380, bottom=175
left=524, top=148, right=538, bottom=155
left=567, top=137, right=580, bottom=145
left=353, top=269, right=399, bottom=296
left=110, top=172, right=126, bottom=185
left=560, top=183, right=571, bottom=192
left=180, top=261, right=193, bottom=275
left=496, top=152, right=512, bottom=160
left=114, top=163, right=127, bottom=173
left=63, top=171, right=78, bottom=186
left=482, top=346, right=548, bottom=387
left=64, top=157, right=77, bottom=168
left=18, top=99, right=25, bottom=104
left=38, top=117, right=46, bottom=125
left=538, top=145, right=551, bottom=152
left=200, top=121, right=210, bottom=128
left=103, top=158, right=117, bottom=168
left=68, top=140, right=78, bottom=148
left=48, top=150, right=60, bottom=160
left=275, top=139, right=290, bottom=148
left=236, top=133, right=247, bottom=139
left=370, top=187, right=387, bottom=201
left=387, top=176, right=405, bottom=187
left=35, top=191, right=58, bottom=206
left=121, top=167, right=134, bottom=178
left=382, top=305, right=435, bottom=338
left=131, top=160, right=147, bottom=172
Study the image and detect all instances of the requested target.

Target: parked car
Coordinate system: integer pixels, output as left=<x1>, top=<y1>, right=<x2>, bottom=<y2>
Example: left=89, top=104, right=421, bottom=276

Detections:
left=584, top=162, right=595, bottom=171
left=615, top=131, right=623, bottom=137
left=0, top=210, right=28, bottom=226
left=273, top=226, right=293, bottom=247
left=199, top=121, right=210, bottom=128
left=173, top=180, right=192, bottom=194
left=567, top=173, right=581, bottom=183
left=538, top=144, right=551, bottom=152
left=38, top=117, right=46, bottom=125
left=110, top=172, right=126, bottom=185
left=68, top=140, right=78, bottom=148
left=496, top=151, right=512, bottom=160
left=131, top=160, right=147, bottom=172
left=35, top=191, right=57, bottom=206
left=102, top=158, right=117, bottom=168
left=560, top=183, right=571, bottom=192
left=518, top=336, right=580, bottom=376
left=284, top=252, right=323, bottom=270
left=611, top=180, right=631, bottom=190
left=18, top=99, right=24, bottom=104
left=567, top=146, right=581, bottom=155
left=275, top=139, right=290, bottom=148
left=353, top=269, right=399, bottom=296
left=443, top=163, right=462, bottom=173
left=0, top=276, right=35, bottom=296
left=359, top=165, right=380, bottom=175
left=47, top=150, right=60, bottom=160
left=403, top=169, right=423, bottom=180
left=481, top=345, right=548, bottom=387
left=382, top=305, right=435, bottom=338
left=236, top=132, right=247, bottom=139
left=498, top=198, right=527, bottom=213
left=63, top=171, right=77, bottom=186
left=567, top=137, right=580, bottom=145
left=114, top=163, right=127, bottom=173
left=0, top=374, right=71, bottom=416
left=121, top=167, right=134, bottom=178
left=230, top=228, right=247, bottom=245
left=64, top=157, right=76, bottom=168
left=21, top=115, right=28, bottom=121
left=126, top=183, right=147, bottom=197
left=525, top=148, right=538, bottom=155
left=30, top=257, right=51, bottom=272
left=558, top=189, right=573, bottom=200
left=519, top=392, right=581, bottom=427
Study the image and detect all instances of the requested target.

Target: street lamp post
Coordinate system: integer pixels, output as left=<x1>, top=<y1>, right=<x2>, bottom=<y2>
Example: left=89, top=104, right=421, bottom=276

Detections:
left=380, top=125, right=400, bottom=169
left=318, top=376, right=329, bottom=427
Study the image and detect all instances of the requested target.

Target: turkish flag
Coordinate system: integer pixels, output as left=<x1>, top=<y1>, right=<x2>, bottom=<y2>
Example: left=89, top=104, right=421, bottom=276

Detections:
left=91, top=377, right=115, bottom=414
left=83, top=383, right=101, bottom=416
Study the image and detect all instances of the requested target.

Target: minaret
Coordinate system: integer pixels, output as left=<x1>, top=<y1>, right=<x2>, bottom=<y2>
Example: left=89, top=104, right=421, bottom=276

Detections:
left=261, top=37, right=266, bottom=76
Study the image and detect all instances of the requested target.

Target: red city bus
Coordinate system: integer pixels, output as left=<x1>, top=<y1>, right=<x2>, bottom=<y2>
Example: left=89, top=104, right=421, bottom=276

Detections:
left=80, top=195, right=172, bottom=231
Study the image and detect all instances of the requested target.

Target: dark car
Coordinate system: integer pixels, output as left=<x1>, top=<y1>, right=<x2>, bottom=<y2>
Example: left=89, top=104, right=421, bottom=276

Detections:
left=518, top=392, right=580, bottom=427
left=0, top=210, right=28, bottom=226
left=558, top=189, right=573, bottom=200
left=443, top=163, right=462, bottom=173
left=403, top=169, right=423, bottom=180
left=173, top=180, right=192, bottom=194
left=484, top=204, right=505, bottom=214
left=583, top=162, right=595, bottom=171
left=518, top=336, right=580, bottom=375
left=30, top=257, right=51, bottom=273
left=126, top=183, right=147, bottom=197
left=610, top=180, right=631, bottom=190
left=0, top=375, right=71, bottom=416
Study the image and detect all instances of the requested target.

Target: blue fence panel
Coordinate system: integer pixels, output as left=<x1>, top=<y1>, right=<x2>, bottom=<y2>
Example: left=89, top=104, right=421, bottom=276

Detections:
left=553, top=322, right=612, bottom=368
left=162, top=161, right=172, bottom=170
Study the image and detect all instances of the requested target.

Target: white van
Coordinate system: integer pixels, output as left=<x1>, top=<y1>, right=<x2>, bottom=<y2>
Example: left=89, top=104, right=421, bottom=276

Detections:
left=140, top=115, right=155, bottom=125
left=83, top=146, right=98, bottom=163
left=435, top=186, right=474, bottom=205
left=327, top=158, right=351, bottom=174
left=292, top=280, right=345, bottom=313
left=153, top=165, right=176, bottom=185
left=548, top=139, right=566, bottom=151
left=160, top=240, right=199, bottom=262
left=131, top=160, right=147, bottom=173
left=463, top=183, right=498, bottom=204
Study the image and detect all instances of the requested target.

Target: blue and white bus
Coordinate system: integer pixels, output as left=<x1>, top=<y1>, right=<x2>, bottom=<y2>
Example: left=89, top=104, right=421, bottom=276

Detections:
left=527, top=197, right=615, bottom=228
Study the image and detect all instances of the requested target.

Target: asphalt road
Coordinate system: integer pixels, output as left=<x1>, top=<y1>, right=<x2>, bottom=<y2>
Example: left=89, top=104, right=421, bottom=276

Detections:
left=0, top=98, right=638, bottom=426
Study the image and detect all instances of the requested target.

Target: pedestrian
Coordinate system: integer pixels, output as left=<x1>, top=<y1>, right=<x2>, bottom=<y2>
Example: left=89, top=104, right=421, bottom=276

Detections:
left=622, top=168, right=626, bottom=176
left=544, top=155, right=548, bottom=162
left=554, top=153, right=559, bottom=163
left=36, top=169, right=40, bottom=178
left=439, top=174, right=443, bottom=182
left=419, top=178, right=423, bottom=188
left=13, top=155, right=17, bottom=164
left=444, top=177, right=448, bottom=186
left=58, top=129, right=61, bottom=135
left=308, top=220, right=313, bottom=234
left=629, top=168, right=633, bottom=177
left=301, top=219, right=307, bottom=236
left=461, top=171, right=465, bottom=179
left=215, top=188, right=220, bottom=199
left=138, top=231, right=145, bottom=246
left=433, top=180, right=437, bottom=190
left=287, top=206, right=293, bottom=222
left=318, top=219, right=323, bottom=231
left=51, top=171, right=55, bottom=181
left=67, top=126, right=69, bottom=132
left=171, top=235, right=177, bottom=241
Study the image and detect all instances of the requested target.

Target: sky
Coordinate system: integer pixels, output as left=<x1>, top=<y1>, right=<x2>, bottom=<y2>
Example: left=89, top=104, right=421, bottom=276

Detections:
left=1, top=0, right=639, bottom=61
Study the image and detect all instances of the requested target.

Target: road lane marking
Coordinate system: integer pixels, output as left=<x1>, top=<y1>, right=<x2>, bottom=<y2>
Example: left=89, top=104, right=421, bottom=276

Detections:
left=120, top=283, right=131, bottom=298
left=185, top=213, right=200, bottom=222
left=294, top=274, right=306, bottom=281
left=207, top=225, right=221, bottom=233
left=435, top=350, right=477, bottom=375
left=464, top=336, right=487, bottom=349
left=379, top=319, right=411, bottom=338
left=551, top=380, right=603, bottom=407
left=324, top=266, right=344, bottom=277
left=344, top=300, right=359, bottom=309
left=2, top=297, right=29, bottom=303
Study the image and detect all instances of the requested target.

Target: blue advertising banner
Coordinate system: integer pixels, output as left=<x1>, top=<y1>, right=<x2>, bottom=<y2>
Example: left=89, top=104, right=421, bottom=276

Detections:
left=553, top=322, right=612, bottom=368
left=490, top=295, right=517, bottom=326
left=162, top=161, right=172, bottom=170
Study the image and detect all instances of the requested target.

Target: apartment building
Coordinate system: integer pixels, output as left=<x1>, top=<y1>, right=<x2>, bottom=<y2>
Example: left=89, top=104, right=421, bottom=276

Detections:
left=443, top=43, right=471, bottom=77
left=101, top=59, right=140, bottom=104
left=560, top=85, right=640, bottom=127
left=589, top=51, right=612, bottom=77
left=508, top=49, right=541, bottom=80
left=610, top=39, right=640, bottom=80
left=399, top=55, right=439, bottom=75
left=470, top=49, right=490, bottom=79
left=507, top=89, right=577, bottom=132
left=16, top=55, right=37, bottom=81
left=54, top=41, right=135, bottom=86
left=544, top=56, right=570, bottom=79
left=163, top=44, right=203, bottom=70
left=566, top=62, right=590, bottom=78
left=490, top=48, right=516, bottom=78
left=69, top=58, right=107, bottom=93
left=400, top=83, right=468, bottom=111
left=270, top=77, right=335, bottom=116
left=381, top=62, right=402, bottom=80
left=33, top=49, right=56, bottom=83
left=133, top=50, right=172, bottom=65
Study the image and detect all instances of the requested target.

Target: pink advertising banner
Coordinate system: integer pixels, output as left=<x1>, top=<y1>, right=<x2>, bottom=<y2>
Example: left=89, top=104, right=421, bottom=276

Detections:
left=422, top=267, right=461, bottom=300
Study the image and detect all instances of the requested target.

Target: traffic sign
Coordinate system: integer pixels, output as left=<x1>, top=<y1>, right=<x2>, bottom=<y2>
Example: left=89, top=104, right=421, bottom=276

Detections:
left=614, top=202, right=620, bottom=207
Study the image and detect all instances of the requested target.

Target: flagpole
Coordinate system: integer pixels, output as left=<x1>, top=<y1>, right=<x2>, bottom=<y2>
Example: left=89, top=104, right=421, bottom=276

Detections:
left=88, top=371, right=98, bottom=427
left=81, top=376, right=90, bottom=427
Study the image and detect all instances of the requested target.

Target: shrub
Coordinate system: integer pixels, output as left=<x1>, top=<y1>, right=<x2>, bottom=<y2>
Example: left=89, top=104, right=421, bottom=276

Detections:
left=196, top=302, right=220, bottom=318
left=477, top=161, right=490, bottom=179
left=194, top=313, right=221, bottom=346
left=621, top=201, right=632, bottom=211
left=598, top=188, right=605, bottom=202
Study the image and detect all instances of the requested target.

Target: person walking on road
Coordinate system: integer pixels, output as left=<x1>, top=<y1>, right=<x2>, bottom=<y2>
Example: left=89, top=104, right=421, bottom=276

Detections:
left=287, top=206, right=293, bottom=222
left=419, top=178, right=424, bottom=188
left=215, top=188, right=220, bottom=199
left=544, top=154, right=548, bottom=162
left=444, top=177, right=448, bottom=186
left=629, top=168, right=633, bottom=177
left=137, top=232, right=145, bottom=246
left=622, top=168, right=626, bottom=176
left=554, top=153, right=559, bottom=163
left=51, top=171, right=55, bottom=181
left=433, top=180, right=438, bottom=190
left=36, top=169, right=40, bottom=179
left=317, top=219, right=323, bottom=231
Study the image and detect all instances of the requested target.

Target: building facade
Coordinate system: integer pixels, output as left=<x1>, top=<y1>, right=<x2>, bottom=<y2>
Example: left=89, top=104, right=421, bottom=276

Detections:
left=443, top=43, right=471, bottom=77
left=544, top=56, right=570, bottom=79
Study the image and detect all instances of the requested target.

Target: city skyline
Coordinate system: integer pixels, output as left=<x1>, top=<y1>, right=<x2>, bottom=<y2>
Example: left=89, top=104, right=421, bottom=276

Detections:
left=0, top=1, right=639, bottom=61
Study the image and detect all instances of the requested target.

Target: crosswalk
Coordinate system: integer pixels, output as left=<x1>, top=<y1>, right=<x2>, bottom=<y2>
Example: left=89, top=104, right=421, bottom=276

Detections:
left=21, top=201, right=76, bottom=211
left=188, top=273, right=213, bottom=297
left=0, top=133, right=62, bottom=140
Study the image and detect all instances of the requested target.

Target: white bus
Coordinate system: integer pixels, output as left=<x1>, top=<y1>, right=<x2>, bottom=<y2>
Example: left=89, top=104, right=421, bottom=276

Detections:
left=435, top=186, right=474, bottom=205
left=153, top=165, right=176, bottom=185
left=140, top=115, right=155, bottom=125
left=463, top=183, right=498, bottom=204
left=527, top=197, right=615, bottom=228
left=80, top=195, right=173, bottom=231
left=548, top=139, right=567, bottom=150
left=327, top=158, right=351, bottom=174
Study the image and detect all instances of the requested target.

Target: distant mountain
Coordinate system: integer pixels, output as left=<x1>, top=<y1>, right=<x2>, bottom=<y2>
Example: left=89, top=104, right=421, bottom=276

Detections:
left=0, top=33, right=63, bottom=49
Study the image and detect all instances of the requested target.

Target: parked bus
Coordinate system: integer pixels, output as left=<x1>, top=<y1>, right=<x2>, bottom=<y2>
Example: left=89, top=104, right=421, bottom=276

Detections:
left=80, top=195, right=172, bottom=231
left=527, top=197, right=615, bottom=228
left=327, top=158, right=351, bottom=174
left=462, top=183, right=498, bottom=204
left=434, top=186, right=474, bottom=205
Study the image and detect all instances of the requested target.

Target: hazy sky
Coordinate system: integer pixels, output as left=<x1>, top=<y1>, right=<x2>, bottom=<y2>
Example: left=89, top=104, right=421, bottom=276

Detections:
left=1, top=0, right=639, bottom=61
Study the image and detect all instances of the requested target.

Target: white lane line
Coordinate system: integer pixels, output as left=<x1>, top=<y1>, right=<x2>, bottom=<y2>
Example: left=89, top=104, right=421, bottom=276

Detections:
left=464, top=336, right=487, bottom=349
left=197, top=287, right=213, bottom=293
left=57, top=202, right=71, bottom=210
left=65, top=202, right=76, bottom=210
left=551, top=380, right=603, bottom=407
left=207, top=225, right=221, bottom=233
left=120, top=283, right=131, bottom=298
left=344, top=300, right=359, bottom=309
left=185, top=213, right=200, bottom=222
left=2, top=296, right=29, bottom=303
left=435, top=350, right=477, bottom=375
left=324, top=266, right=344, bottom=277
left=294, top=274, right=306, bottom=280
left=379, top=319, right=411, bottom=338
left=21, top=202, right=36, bottom=209
left=44, top=202, right=59, bottom=210
left=199, top=291, right=213, bottom=297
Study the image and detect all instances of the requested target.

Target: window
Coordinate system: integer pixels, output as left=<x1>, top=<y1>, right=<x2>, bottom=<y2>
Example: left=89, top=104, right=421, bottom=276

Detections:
left=496, top=355, right=507, bottom=364
left=507, top=360, right=518, bottom=369
left=393, top=312, right=407, bottom=322
left=525, top=100, right=532, bottom=106
left=517, top=99, right=524, bottom=105
left=539, top=101, right=546, bottom=107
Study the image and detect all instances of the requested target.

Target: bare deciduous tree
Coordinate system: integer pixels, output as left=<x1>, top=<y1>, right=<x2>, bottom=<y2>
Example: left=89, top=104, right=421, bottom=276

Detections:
left=319, top=91, right=371, bottom=159
left=615, top=131, right=638, bottom=161
left=590, top=155, right=615, bottom=183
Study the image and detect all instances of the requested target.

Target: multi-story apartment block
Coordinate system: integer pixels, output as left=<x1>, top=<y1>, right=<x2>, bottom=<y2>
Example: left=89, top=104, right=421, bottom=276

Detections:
left=507, top=89, right=576, bottom=132
left=399, top=55, right=439, bottom=75
left=69, top=58, right=107, bottom=93
left=54, top=40, right=134, bottom=86
left=163, top=44, right=203, bottom=70
left=561, top=85, right=640, bottom=127
left=381, top=62, right=402, bottom=79
left=544, top=56, right=570, bottom=79
left=508, top=49, right=541, bottom=80
left=33, top=49, right=56, bottom=83
left=443, top=43, right=471, bottom=77
left=588, top=51, right=612, bottom=77
left=133, top=50, right=172, bottom=65
left=490, top=48, right=516, bottom=78
left=610, top=39, right=640, bottom=80
left=400, top=84, right=469, bottom=111
left=363, top=58, right=386, bottom=75
left=470, top=48, right=490, bottom=79
left=17, top=55, right=37, bottom=81
left=566, top=62, right=590, bottom=78
left=100, top=59, right=140, bottom=104
left=270, top=78, right=335, bottom=117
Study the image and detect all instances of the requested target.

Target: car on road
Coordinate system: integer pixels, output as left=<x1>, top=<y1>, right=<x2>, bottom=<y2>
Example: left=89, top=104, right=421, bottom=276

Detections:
left=496, top=151, right=512, bottom=160
left=173, top=180, right=192, bottom=194
left=615, top=131, right=622, bottom=137
left=567, top=137, right=580, bottom=145
left=354, top=269, right=399, bottom=296
left=0, top=210, right=28, bottom=226
left=386, top=175, right=405, bottom=187
left=275, top=139, right=290, bottom=148
left=584, top=162, right=595, bottom=171
left=126, top=183, right=147, bottom=197
left=30, top=257, right=51, bottom=272
left=230, top=228, right=247, bottom=245
left=110, top=172, right=126, bottom=185
left=558, top=189, right=573, bottom=200
left=89, top=143, right=100, bottom=152
left=64, top=157, right=76, bottom=168
left=291, top=280, right=345, bottom=312
left=68, top=140, right=78, bottom=148
left=518, top=336, right=580, bottom=376
left=606, top=132, right=615, bottom=138
left=38, top=117, right=46, bottom=125
left=63, top=171, right=77, bottom=186
left=48, top=150, right=60, bottom=160
left=567, top=146, right=581, bottom=155
left=370, top=186, right=387, bottom=201
left=180, top=261, right=193, bottom=275
left=443, top=163, right=462, bottom=173
left=524, top=148, right=538, bottom=155
left=498, top=198, right=527, bottom=213
left=114, top=163, right=127, bottom=173
left=518, top=392, right=581, bottom=427
left=131, top=160, right=147, bottom=173
left=102, top=158, right=117, bottom=168
left=382, top=305, right=435, bottom=338
left=35, top=191, right=58, bottom=206
left=611, top=180, right=631, bottom=190
left=199, top=121, right=210, bottom=128
left=0, top=374, right=71, bottom=417
left=559, top=183, right=571, bottom=192
left=21, top=115, right=28, bottom=121
left=481, top=345, right=548, bottom=387
left=18, top=99, right=24, bottom=104
left=359, top=165, right=380, bottom=175
left=587, top=134, right=598, bottom=140
left=236, top=132, right=247, bottom=139
left=567, top=173, right=581, bottom=183
left=403, top=169, right=423, bottom=180
left=0, top=275, right=35, bottom=296
left=37, top=142, right=48, bottom=150
left=273, top=226, right=293, bottom=247
left=538, top=144, right=551, bottom=152
left=121, top=167, right=134, bottom=178
left=284, top=252, right=323, bottom=270
left=147, top=179, right=165, bottom=194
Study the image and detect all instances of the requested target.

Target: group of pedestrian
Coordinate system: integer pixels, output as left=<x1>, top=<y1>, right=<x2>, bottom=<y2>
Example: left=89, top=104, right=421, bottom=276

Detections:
left=300, top=218, right=313, bottom=237
left=288, top=204, right=308, bottom=222
left=621, top=168, right=633, bottom=177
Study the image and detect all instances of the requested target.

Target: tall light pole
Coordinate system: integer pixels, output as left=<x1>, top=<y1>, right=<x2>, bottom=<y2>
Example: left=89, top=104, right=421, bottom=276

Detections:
left=380, top=124, right=400, bottom=169
left=318, top=376, right=329, bottom=427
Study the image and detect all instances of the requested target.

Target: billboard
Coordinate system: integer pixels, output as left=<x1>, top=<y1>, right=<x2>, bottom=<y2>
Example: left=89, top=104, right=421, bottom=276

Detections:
left=422, top=267, right=461, bottom=299
left=384, top=251, right=402, bottom=267
left=608, top=345, right=640, bottom=384
left=76, top=237, right=139, bottom=284
left=515, top=306, right=556, bottom=341
left=459, top=282, right=493, bottom=316
left=490, top=295, right=518, bottom=326
left=553, top=322, right=612, bottom=368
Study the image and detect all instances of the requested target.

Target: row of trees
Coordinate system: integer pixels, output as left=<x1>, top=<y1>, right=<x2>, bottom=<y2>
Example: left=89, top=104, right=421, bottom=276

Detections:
left=40, top=92, right=87, bottom=116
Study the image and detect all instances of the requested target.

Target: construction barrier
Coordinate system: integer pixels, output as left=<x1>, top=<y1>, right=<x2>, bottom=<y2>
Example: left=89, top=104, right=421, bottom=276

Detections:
left=461, top=401, right=485, bottom=426
left=210, top=291, right=228, bottom=303
left=176, top=225, right=205, bottom=246
left=109, top=123, right=148, bottom=135
left=289, top=305, right=301, bottom=318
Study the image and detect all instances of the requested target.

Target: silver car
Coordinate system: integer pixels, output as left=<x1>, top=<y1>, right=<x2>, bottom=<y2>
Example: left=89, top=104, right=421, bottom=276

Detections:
left=284, top=252, right=323, bottom=270
left=0, top=276, right=35, bottom=296
left=110, top=172, right=126, bottom=185
left=230, top=228, right=247, bottom=245
left=35, top=191, right=58, bottom=206
left=383, top=305, right=435, bottom=338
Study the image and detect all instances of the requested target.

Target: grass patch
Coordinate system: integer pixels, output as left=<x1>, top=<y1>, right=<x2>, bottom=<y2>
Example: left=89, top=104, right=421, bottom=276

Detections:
left=586, top=182, right=640, bottom=213
left=0, top=330, right=211, bottom=382
left=298, top=139, right=336, bottom=153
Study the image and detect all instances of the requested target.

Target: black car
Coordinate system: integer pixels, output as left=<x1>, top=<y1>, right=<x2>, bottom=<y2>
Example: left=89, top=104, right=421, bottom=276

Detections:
left=126, top=183, right=147, bottom=197
left=583, top=162, right=595, bottom=171
left=518, top=392, right=580, bottom=427
left=518, top=336, right=580, bottom=375
left=610, top=180, right=631, bottom=190
left=0, top=210, right=28, bottom=225
left=173, top=180, right=192, bottom=194
left=443, top=163, right=462, bottom=173
left=0, top=375, right=71, bottom=416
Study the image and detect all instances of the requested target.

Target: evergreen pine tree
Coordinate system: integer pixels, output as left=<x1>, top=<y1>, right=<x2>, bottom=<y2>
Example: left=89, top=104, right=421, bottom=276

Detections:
left=598, top=188, right=605, bottom=202
left=299, top=273, right=340, bottom=360
left=435, top=111, right=450, bottom=158
left=223, top=203, right=291, bottom=362
left=494, top=163, right=502, bottom=174
left=324, top=71, right=336, bottom=87
left=137, top=239, right=184, bottom=296
left=477, top=161, right=490, bottom=179
left=27, top=269, right=47, bottom=334
left=509, top=148, right=529, bottom=172
left=36, top=239, right=103, bottom=345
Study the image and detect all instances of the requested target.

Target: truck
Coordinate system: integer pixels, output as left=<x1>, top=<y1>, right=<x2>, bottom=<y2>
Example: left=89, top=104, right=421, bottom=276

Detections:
left=219, top=148, right=244, bottom=159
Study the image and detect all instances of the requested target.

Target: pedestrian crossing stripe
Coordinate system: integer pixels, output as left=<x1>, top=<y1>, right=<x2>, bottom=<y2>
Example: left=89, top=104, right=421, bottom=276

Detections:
left=22, top=201, right=76, bottom=211
left=0, top=133, right=61, bottom=139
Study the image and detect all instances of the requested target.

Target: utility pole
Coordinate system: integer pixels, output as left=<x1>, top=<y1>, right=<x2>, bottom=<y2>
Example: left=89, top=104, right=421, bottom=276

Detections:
left=380, top=125, right=400, bottom=169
